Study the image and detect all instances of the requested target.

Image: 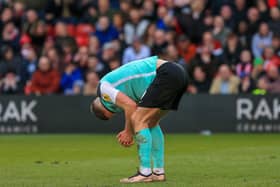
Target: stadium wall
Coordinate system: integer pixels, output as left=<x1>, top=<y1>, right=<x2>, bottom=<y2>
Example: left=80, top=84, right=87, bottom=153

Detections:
left=0, top=95, right=279, bottom=134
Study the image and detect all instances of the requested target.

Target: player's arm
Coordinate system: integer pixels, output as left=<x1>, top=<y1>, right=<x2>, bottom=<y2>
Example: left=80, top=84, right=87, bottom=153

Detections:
left=115, top=92, right=137, bottom=134
left=99, top=82, right=136, bottom=146
left=100, top=82, right=136, bottom=132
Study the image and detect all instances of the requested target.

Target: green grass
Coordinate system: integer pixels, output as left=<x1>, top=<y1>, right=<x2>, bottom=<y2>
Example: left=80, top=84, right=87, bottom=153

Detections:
left=0, top=134, right=279, bottom=187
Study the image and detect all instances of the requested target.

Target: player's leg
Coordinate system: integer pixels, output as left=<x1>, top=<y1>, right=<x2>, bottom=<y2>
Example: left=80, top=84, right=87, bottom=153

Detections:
left=120, top=107, right=162, bottom=183
left=149, top=110, right=167, bottom=181
left=121, top=62, right=188, bottom=183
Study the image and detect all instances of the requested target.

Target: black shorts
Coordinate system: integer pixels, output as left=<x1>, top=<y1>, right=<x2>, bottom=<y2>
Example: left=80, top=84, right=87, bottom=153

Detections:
left=138, top=62, right=189, bottom=110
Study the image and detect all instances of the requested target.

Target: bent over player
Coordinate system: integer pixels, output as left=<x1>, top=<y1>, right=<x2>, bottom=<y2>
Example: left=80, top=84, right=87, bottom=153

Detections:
left=91, top=56, right=188, bottom=183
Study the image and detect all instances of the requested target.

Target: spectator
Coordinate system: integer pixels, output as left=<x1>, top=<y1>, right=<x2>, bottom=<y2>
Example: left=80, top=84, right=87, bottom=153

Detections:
left=238, top=75, right=256, bottom=93
left=210, top=64, right=240, bottom=94
left=159, top=44, right=186, bottom=65
left=143, top=23, right=156, bottom=47
left=202, top=14, right=214, bottom=32
left=200, top=32, right=223, bottom=58
left=209, top=0, right=233, bottom=15
left=236, top=21, right=250, bottom=48
left=42, top=36, right=55, bottom=55
left=112, top=13, right=125, bottom=41
left=97, top=0, right=116, bottom=19
left=156, top=5, right=173, bottom=31
left=74, top=46, right=89, bottom=74
left=101, top=42, right=118, bottom=68
left=0, top=7, right=14, bottom=31
left=246, top=7, right=261, bottom=38
left=29, top=56, right=60, bottom=95
left=1, top=70, right=20, bottom=94
left=93, top=16, right=119, bottom=46
left=188, top=66, right=211, bottom=94
left=46, top=47, right=62, bottom=72
left=108, top=57, right=121, bottom=71
left=212, top=16, right=231, bottom=46
left=263, top=46, right=280, bottom=69
left=20, top=45, right=38, bottom=85
left=124, top=8, right=149, bottom=45
left=45, top=0, right=80, bottom=22
left=60, top=61, right=83, bottom=94
left=268, top=7, right=280, bottom=36
left=190, top=46, right=220, bottom=81
left=223, top=33, right=243, bottom=69
left=256, top=0, right=270, bottom=21
left=236, top=50, right=253, bottom=79
left=233, top=0, right=247, bottom=24
left=13, top=2, right=25, bottom=29
left=176, top=35, right=197, bottom=63
left=29, top=21, right=47, bottom=51
left=71, top=80, right=84, bottom=95
left=22, top=9, right=39, bottom=36
left=0, top=46, right=21, bottom=79
left=54, top=21, right=77, bottom=55
left=176, top=0, right=205, bottom=44
left=220, top=5, right=235, bottom=30
left=142, top=0, right=156, bottom=21
left=87, top=55, right=107, bottom=78
left=259, top=64, right=280, bottom=93
left=151, top=29, right=168, bottom=55
left=122, top=37, right=150, bottom=64
left=272, top=34, right=280, bottom=57
left=88, top=36, right=101, bottom=56
left=119, top=0, right=131, bottom=22
left=252, top=23, right=273, bottom=58
left=1, top=22, right=20, bottom=51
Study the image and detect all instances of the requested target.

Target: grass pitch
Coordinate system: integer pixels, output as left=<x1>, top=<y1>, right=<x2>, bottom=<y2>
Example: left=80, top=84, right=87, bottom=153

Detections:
left=0, top=134, right=279, bottom=187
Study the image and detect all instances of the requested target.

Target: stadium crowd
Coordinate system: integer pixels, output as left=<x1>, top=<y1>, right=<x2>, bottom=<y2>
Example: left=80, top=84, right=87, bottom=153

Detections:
left=0, top=0, right=279, bottom=95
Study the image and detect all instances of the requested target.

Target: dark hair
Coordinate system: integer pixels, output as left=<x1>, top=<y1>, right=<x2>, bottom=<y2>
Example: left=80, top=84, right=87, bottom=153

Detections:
left=86, top=69, right=98, bottom=77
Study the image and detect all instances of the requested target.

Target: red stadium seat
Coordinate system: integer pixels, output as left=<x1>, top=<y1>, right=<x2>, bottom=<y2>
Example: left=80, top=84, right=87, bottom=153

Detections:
left=20, top=34, right=32, bottom=45
left=76, top=35, right=90, bottom=47
left=66, top=24, right=76, bottom=37
left=268, top=0, right=278, bottom=8
left=76, top=24, right=94, bottom=37
left=46, top=25, right=55, bottom=37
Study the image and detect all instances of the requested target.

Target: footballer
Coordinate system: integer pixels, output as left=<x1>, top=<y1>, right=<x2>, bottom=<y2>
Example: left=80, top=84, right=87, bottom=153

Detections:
left=91, top=56, right=188, bottom=183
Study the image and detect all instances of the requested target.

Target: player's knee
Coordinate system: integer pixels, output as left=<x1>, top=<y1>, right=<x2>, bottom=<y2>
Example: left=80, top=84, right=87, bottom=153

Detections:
left=131, top=112, right=148, bottom=130
left=148, top=119, right=160, bottom=128
left=131, top=112, right=140, bottom=126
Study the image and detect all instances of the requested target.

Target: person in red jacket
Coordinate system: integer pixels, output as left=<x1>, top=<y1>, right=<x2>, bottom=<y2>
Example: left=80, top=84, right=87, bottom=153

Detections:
left=29, top=56, right=60, bottom=95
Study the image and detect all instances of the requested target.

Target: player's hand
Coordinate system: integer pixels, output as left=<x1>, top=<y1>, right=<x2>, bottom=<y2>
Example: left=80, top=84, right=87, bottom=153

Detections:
left=117, top=130, right=134, bottom=147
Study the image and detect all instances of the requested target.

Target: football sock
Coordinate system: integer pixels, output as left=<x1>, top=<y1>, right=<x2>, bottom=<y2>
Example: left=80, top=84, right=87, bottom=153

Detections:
left=150, top=125, right=165, bottom=173
left=135, top=128, right=152, bottom=175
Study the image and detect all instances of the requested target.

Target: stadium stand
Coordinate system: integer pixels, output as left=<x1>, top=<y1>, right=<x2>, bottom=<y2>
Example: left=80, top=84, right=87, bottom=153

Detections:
left=0, top=0, right=279, bottom=95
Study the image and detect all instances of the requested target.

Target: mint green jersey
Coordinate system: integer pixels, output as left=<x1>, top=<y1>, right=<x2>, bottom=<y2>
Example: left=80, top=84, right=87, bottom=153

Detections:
left=100, top=56, right=158, bottom=113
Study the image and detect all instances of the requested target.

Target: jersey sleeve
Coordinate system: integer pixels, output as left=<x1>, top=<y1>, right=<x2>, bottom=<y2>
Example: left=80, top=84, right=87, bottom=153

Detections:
left=99, top=82, right=120, bottom=104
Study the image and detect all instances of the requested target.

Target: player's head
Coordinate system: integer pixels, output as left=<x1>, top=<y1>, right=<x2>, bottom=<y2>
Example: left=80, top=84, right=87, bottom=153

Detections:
left=91, top=97, right=113, bottom=120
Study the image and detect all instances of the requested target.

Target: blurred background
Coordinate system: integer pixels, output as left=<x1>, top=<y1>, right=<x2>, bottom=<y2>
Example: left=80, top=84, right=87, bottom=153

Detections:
left=0, top=0, right=279, bottom=134
left=0, top=0, right=279, bottom=95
